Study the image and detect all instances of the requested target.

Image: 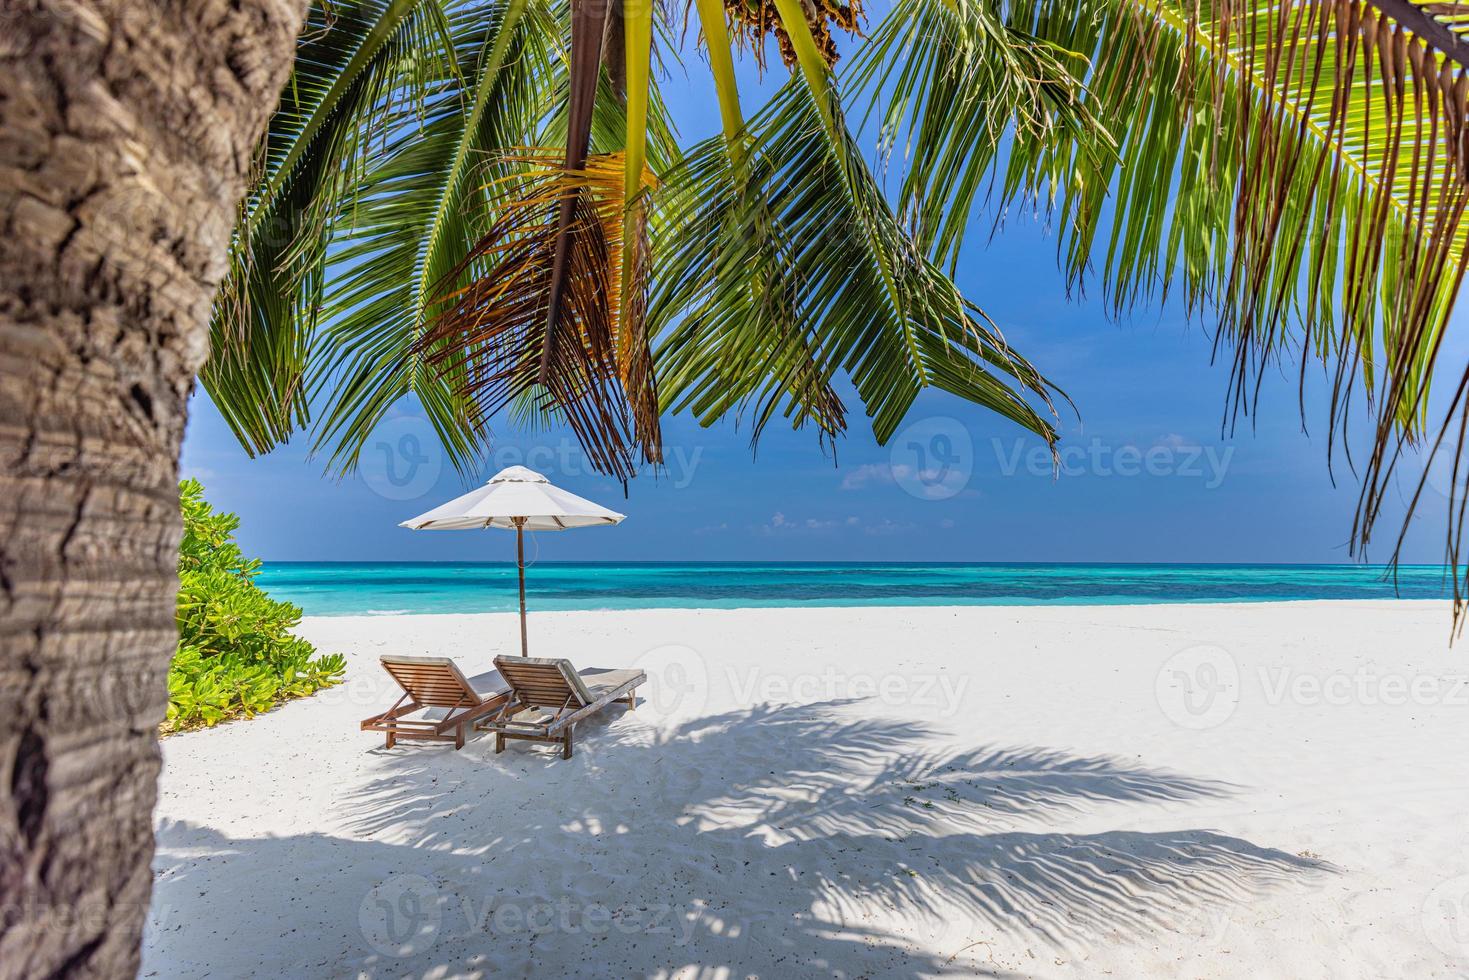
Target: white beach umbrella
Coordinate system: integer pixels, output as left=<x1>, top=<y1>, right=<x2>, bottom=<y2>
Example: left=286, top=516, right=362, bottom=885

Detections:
left=400, top=465, right=625, bottom=655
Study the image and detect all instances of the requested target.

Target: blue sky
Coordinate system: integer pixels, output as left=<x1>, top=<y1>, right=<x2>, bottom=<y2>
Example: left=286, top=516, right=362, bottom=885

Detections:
left=181, top=29, right=1467, bottom=564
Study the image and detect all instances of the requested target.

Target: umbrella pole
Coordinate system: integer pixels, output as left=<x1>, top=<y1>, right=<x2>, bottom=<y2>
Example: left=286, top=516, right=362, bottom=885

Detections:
left=515, top=518, right=528, bottom=656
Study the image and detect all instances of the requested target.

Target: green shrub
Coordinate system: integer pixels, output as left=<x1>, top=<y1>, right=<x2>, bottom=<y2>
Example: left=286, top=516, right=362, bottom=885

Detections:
left=167, top=479, right=345, bottom=733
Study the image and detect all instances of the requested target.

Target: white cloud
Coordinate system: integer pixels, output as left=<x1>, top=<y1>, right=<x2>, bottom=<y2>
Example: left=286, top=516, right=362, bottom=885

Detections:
left=1154, top=433, right=1195, bottom=450
left=840, top=462, right=912, bottom=490
left=760, top=512, right=862, bottom=534
left=863, top=519, right=916, bottom=537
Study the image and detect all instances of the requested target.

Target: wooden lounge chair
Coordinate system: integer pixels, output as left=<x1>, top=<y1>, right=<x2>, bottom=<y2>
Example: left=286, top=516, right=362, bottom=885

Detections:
left=360, top=655, right=510, bottom=749
left=476, top=656, right=646, bottom=759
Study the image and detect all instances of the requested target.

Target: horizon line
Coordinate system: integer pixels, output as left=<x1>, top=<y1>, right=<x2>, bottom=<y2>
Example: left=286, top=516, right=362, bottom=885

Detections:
left=256, top=559, right=1455, bottom=569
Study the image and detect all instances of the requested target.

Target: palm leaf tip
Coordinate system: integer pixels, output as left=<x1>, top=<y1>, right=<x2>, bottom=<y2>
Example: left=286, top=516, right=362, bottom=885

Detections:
left=416, top=150, right=662, bottom=481
left=994, top=0, right=1469, bottom=623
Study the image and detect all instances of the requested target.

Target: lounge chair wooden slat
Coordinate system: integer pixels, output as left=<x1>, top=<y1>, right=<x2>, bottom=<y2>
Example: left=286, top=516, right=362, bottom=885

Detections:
left=476, top=657, right=645, bottom=759
left=361, top=656, right=509, bottom=749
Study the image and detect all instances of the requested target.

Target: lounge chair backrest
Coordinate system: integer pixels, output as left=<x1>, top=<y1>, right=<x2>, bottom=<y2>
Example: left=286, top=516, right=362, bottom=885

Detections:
left=381, top=656, right=481, bottom=708
left=493, top=656, right=595, bottom=709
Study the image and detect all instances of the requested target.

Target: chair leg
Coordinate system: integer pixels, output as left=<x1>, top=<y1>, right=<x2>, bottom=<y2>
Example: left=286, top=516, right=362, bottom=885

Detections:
left=625, top=692, right=636, bottom=710
left=495, top=733, right=505, bottom=754
left=454, top=725, right=465, bottom=750
left=562, top=727, right=573, bottom=760
left=385, top=731, right=396, bottom=749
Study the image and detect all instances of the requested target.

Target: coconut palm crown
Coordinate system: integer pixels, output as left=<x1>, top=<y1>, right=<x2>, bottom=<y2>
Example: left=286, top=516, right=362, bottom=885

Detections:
left=211, top=0, right=1469, bottom=611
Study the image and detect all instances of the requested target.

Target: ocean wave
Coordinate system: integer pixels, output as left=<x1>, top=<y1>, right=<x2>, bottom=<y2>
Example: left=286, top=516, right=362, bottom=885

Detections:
left=365, top=608, right=412, bottom=616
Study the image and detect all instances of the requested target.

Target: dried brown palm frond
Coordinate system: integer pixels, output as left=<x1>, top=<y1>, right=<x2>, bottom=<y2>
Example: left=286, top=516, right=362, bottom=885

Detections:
left=416, top=150, right=661, bottom=482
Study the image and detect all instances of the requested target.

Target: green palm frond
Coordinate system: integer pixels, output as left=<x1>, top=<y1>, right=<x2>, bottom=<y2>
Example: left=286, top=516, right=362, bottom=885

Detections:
left=649, top=0, right=1064, bottom=448
left=205, top=0, right=456, bottom=455
left=308, top=0, right=562, bottom=474
left=962, top=0, right=1469, bottom=610
left=651, top=78, right=1064, bottom=448
left=1003, top=1, right=1469, bottom=398
left=847, top=0, right=1100, bottom=272
left=207, top=0, right=1469, bottom=621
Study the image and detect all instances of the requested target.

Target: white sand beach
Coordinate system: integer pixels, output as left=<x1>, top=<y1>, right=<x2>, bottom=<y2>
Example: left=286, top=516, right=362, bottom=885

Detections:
left=144, top=601, right=1469, bottom=978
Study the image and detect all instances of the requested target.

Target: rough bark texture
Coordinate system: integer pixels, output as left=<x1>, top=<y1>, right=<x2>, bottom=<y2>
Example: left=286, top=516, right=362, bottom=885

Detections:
left=0, top=1, right=305, bottom=976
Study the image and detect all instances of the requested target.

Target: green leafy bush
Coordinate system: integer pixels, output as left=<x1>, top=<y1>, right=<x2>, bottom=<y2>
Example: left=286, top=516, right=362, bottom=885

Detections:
left=167, top=479, right=345, bottom=732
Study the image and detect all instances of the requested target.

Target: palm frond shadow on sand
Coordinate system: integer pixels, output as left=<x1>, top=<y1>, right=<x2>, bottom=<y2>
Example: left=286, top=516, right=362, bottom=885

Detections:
left=149, top=699, right=1333, bottom=977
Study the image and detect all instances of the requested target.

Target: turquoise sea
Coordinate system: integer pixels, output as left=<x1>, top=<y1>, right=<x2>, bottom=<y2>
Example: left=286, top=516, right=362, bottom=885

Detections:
left=256, top=562, right=1457, bottom=617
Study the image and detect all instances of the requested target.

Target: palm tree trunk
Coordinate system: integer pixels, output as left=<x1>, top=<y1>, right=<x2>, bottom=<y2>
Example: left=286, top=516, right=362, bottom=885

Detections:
left=0, top=2, right=305, bottom=975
